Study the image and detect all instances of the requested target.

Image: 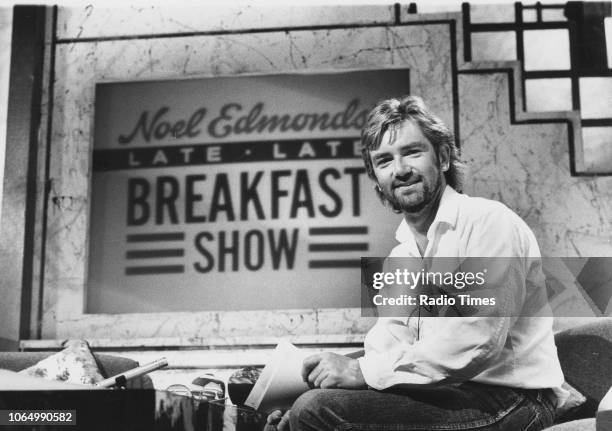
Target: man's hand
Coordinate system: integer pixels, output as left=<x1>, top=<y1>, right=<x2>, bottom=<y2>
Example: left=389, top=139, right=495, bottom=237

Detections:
left=302, top=352, right=367, bottom=389
left=265, top=410, right=290, bottom=431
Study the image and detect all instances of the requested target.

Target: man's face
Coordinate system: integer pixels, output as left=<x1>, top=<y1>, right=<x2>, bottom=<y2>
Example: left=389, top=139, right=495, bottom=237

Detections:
left=369, top=119, right=447, bottom=213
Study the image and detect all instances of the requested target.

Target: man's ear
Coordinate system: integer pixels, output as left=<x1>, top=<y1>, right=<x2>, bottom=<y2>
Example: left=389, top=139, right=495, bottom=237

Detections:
left=439, top=144, right=451, bottom=172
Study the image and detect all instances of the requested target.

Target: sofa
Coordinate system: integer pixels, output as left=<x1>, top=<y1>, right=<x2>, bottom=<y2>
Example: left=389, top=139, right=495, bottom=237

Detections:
left=1, top=319, right=610, bottom=430
left=544, top=318, right=612, bottom=430
left=0, top=351, right=153, bottom=389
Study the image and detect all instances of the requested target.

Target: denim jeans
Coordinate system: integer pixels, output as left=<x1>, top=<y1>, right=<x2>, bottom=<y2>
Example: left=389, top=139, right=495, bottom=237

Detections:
left=288, top=382, right=556, bottom=431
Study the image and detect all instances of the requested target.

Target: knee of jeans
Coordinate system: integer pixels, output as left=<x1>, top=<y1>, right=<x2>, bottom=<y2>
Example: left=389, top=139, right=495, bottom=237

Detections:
left=290, top=390, right=330, bottom=429
left=292, top=389, right=327, bottom=416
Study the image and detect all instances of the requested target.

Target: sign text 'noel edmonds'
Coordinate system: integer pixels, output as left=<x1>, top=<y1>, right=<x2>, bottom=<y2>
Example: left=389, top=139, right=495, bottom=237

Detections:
left=117, top=99, right=370, bottom=145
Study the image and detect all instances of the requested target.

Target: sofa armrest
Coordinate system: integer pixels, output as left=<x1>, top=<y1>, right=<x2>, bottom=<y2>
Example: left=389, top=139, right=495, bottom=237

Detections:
left=597, top=385, right=612, bottom=431
left=555, top=318, right=612, bottom=417
left=0, top=352, right=55, bottom=371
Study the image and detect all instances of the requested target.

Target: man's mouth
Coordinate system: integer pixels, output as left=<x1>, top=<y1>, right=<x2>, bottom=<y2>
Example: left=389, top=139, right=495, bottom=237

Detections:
left=393, top=179, right=421, bottom=190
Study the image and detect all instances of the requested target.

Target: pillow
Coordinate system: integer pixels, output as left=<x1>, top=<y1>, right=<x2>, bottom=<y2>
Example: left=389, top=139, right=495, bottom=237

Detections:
left=555, top=381, right=588, bottom=422
left=18, top=340, right=104, bottom=385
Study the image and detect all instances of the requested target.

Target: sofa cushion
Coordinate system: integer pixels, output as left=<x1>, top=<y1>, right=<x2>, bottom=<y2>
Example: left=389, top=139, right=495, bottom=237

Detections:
left=18, top=340, right=104, bottom=385
left=0, top=345, right=152, bottom=389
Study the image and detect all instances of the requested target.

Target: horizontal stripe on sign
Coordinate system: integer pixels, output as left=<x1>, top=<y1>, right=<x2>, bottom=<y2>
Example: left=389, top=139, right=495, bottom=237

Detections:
left=308, top=260, right=361, bottom=268
left=309, top=226, right=368, bottom=235
left=126, top=249, right=185, bottom=259
left=126, top=233, right=185, bottom=242
left=309, top=243, right=369, bottom=252
left=125, top=265, right=185, bottom=275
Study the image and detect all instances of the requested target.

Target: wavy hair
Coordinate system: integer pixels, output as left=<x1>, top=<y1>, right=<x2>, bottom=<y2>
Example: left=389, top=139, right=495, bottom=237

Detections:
left=361, top=96, right=466, bottom=201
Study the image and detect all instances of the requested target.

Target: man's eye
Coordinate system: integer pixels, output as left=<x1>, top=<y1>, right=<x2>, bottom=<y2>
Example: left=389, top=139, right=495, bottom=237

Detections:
left=375, top=158, right=391, bottom=167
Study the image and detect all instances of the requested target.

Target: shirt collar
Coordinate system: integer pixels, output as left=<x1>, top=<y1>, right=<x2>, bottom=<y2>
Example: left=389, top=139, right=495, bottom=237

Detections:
left=394, top=185, right=460, bottom=243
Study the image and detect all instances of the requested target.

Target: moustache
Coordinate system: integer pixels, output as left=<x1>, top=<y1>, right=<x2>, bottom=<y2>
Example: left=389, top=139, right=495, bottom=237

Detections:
left=392, top=178, right=421, bottom=189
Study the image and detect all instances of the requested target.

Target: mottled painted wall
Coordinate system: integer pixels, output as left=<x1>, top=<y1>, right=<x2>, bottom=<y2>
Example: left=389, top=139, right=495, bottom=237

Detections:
left=458, top=68, right=612, bottom=320
left=459, top=71, right=612, bottom=257
left=34, top=3, right=612, bottom=344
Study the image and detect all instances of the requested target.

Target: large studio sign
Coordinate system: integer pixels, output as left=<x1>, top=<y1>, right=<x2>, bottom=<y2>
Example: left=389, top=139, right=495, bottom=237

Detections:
left=88, top=69, right=409, bottom=313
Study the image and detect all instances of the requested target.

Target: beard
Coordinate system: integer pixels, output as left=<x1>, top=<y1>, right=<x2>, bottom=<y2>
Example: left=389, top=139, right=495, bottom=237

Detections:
left=383, top=171, right=444, bottom=213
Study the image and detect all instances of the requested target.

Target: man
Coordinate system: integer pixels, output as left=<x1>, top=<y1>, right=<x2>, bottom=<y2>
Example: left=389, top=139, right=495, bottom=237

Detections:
left=267, top=95, right=567, bottom=431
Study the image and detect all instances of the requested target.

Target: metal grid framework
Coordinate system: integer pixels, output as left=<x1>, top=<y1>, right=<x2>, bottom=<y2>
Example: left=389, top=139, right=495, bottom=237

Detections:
left=462, top=1, right=612, bottom=175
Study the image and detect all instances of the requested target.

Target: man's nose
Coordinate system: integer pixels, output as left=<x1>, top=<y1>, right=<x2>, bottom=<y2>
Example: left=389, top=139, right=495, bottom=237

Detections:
left=392, top=156, right=412, bottom=177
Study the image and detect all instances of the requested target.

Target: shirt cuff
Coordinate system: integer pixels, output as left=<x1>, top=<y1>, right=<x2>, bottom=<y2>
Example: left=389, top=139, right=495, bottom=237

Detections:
left=358, top=352, right=402, bottom=390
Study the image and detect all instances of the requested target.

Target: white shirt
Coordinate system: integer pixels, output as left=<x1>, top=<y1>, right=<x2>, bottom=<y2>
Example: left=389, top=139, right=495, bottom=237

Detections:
left=358, top=186, right=568, bottom=405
